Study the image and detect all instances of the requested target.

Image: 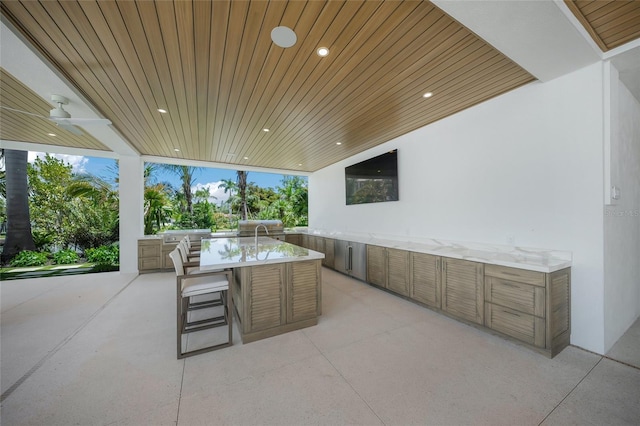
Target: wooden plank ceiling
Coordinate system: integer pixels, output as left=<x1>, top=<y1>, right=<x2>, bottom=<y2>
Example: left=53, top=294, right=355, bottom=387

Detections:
left=0, top=68, right=110, bottom=151
left=565, top=0, right=640, bottom=51
left=1, top=0, right=536, bottom=172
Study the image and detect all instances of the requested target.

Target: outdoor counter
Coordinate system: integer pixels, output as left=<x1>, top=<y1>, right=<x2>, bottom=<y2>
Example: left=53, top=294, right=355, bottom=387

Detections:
left=200, top=237, right=324, bottom=343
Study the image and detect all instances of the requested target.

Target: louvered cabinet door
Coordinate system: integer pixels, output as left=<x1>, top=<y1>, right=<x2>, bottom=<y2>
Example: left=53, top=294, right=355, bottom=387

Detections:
left=442, top=258, right=484, bottom=324
left=287, top=261, right=321, bottom=323
left=547, top=268, right=571, bottom=354
left=411, top=253, right=441, bottom=308
left=323, top=238, right=335, bottom=269
left=367, top=245, right=387, bottom=288
left=387, top=248, right=410, bottom=296
left=247, top=264, right=285, bottom=333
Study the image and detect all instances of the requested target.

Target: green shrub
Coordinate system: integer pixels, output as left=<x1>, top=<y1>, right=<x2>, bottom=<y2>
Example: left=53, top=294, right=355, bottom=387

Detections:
left=85, top=244, right=119, bottom=265
left=10, top=250, right=49, bottom=267
left=53, top=249, right=79, bottom=265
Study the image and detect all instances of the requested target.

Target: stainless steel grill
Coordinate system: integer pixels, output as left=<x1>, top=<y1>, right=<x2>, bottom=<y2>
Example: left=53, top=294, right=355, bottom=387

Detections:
left=159, top=229, right=212, bottom=244
left=237, top=220, right=285, bottom=240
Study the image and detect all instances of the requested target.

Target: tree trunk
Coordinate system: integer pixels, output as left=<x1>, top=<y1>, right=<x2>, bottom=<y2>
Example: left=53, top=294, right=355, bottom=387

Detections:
left=237, top=171, right=248, bottom=220
left=2, top=149, right=35, bottom=263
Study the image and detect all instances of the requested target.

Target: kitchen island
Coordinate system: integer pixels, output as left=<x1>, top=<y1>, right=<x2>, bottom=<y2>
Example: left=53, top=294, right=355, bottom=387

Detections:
left=200, top=237, right=324, bottom=344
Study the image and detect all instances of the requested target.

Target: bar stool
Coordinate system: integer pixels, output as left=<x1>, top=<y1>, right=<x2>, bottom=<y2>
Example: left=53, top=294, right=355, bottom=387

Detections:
left=169, top=249, right=233, bottom=358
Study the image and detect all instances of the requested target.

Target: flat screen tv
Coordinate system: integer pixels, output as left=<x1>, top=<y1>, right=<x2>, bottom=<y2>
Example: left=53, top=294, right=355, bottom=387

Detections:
left=345, top=150, right=398, bottom=205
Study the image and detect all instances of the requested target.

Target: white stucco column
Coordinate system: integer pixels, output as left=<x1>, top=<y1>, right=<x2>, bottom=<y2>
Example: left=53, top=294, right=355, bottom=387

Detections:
left=119, top=155, right=144, bottom=274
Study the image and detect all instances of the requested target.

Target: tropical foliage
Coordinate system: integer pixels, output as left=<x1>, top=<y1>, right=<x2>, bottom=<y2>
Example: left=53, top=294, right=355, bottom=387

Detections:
left=0, top=150, right=308, bottom=267
left=142, top=163, right=308, bottom=233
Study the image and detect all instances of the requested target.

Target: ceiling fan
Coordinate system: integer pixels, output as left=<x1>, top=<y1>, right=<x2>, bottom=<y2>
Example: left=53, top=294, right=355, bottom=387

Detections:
left=1, top=94, right=112, bottom=135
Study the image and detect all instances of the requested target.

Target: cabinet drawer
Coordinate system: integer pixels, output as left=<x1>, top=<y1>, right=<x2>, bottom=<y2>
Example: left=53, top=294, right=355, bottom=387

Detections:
left=138, top=257, right=161, bottom=270
left=485, top=277, right=545, bottom=317
left=138, top=244, right=160, bottom=258
left=485, top=303, right=545, bottom=348
left=485, top=264, right=545, bottom=287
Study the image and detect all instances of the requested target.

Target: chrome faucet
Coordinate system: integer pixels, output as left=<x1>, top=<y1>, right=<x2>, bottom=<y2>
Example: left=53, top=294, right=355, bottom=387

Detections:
left=255, top=224, right=269, bottom=247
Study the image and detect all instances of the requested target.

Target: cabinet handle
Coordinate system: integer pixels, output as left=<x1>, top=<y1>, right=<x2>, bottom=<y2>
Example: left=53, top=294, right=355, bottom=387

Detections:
left=502, top=310, right=521, bottom=317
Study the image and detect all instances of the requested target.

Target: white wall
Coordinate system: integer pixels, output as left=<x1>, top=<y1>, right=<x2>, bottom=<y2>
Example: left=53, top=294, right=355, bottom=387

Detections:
left=310, top=64, right=606, bottom=353
left=604, top=78, right=640, bottom=351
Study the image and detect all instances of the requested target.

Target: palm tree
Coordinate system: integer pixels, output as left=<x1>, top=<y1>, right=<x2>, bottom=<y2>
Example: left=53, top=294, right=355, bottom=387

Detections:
left=237, top=171, right=248, bottom=220
left=218, top=178, right=237, bottom=220
left=144, top=184, right=173, bottom=234
left=1, top=149, right=35, bottom=263
left=160, top=164, right=199, bottom=214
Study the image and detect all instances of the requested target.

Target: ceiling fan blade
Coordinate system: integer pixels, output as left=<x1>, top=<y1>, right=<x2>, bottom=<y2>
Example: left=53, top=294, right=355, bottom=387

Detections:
left=0, top=105, right=49, bottom=119
left=53, top=117, right=112, bottom=126
left=56, top=122, right=83, bottom=135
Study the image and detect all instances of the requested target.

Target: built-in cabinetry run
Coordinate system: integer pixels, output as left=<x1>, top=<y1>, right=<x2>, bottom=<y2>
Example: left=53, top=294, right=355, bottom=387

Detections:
left=138, top=231, right=208, bottom=273
left=285, top=233, right=301, bottom=246
left=138, top=238, right=162, bottom=272
left=410, top=252, right=441, bottom=309
left=366, top=245, right=410, bottom=296
left=442, top=258, right=484, bottom=325
left=287, top=232, right=570, bottom=357
left=484, top=264, right=570, bottom=356
left=293, top=234, right=336, bottom=271
left=322, top=238, right=335, bottom=269
left=233, top=259, right=322, bottom=344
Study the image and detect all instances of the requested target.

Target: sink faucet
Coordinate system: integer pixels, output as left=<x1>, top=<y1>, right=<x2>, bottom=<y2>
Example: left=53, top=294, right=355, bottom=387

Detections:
left=255, top=224, right=269, bottom=247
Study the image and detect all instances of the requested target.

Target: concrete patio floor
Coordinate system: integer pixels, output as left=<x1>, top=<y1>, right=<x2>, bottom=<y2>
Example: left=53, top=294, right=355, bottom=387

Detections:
left=1, top=268, right=639, bottom=425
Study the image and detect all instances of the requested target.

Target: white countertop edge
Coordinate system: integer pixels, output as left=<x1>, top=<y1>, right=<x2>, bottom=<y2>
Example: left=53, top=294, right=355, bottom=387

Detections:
left=199, top=237, right=324, bottom=270
left=292, top=228, right=572, bottom=273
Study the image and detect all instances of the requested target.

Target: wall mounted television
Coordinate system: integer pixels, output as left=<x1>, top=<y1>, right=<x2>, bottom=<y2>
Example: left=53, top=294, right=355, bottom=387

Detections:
left=345, top=149, right=398, bottom=205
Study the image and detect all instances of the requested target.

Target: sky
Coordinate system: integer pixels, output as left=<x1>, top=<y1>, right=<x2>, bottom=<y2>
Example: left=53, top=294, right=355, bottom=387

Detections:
left=25, top=152, right=305, bottom=205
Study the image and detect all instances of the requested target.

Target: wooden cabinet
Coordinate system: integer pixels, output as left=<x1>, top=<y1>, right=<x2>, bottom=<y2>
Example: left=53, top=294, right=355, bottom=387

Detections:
left=285, top=233, right=301, bottom=246
left=484, top=264, right=570, bottom=356
left=137, top=239, right=162, bottom=272
left=243, top=263, right=285, bottom=333
left=442, top=258, right=484, bottom=325
left=366, top=245, right=409, bottom=296
left=310, top=235, right=323, bottom=253
left=233, top=260, right=322, bottom=343
left=410, top=252, right=441, bottom=309
left=366, top=245, right=387, bottom=288
left=162, top=242, right=177, bottom=270
left=287, top=260, right=323, bottom=321
left=322, top=238, right=335, bottom=269
left=387, top=248, right=410, bottom=296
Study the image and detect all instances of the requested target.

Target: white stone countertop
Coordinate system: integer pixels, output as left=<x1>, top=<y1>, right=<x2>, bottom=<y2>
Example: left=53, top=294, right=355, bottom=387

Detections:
left=199, top=237, right=324, bottom=270
left=290, top=228, right=571, bottom=273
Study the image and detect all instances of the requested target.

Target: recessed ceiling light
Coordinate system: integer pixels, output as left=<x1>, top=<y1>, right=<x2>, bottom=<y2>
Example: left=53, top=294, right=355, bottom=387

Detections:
left=174, top=148, right=180, bottom=152
left=47, top=133, right=56, bottom=137
left=298, top=163, right=302, bottom=166
left=422, top=92, right=433, bottom=98
left=263, top=128, right=270, bottom=132
left=336, top=142, right=342, bottom=145
left=244, top=156, right=249, bottom=160
left=158, top=108, right=167, bottom=113
left=271, top=26, right=297, bottom=48
left=317, top=47, right=330, bottom=57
